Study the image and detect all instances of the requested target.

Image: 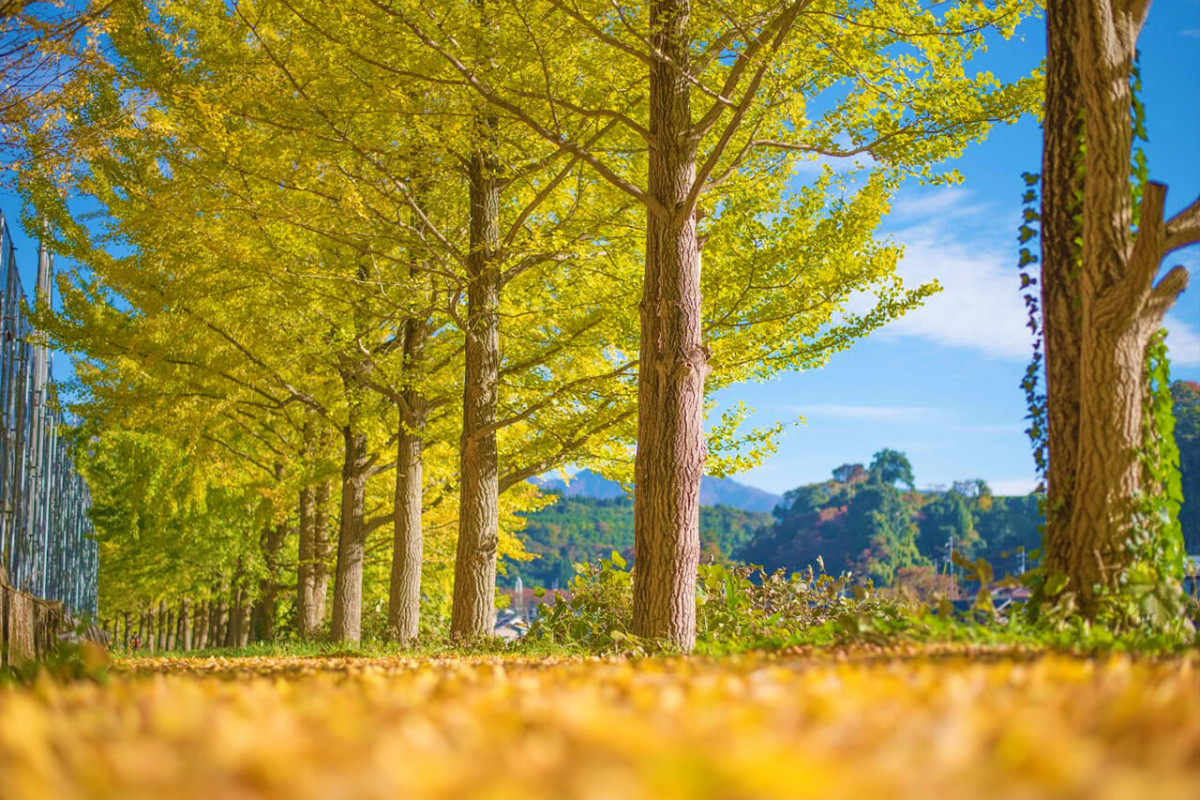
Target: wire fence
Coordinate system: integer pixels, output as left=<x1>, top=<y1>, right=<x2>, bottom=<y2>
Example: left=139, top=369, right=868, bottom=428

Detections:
left=0, top=209, right=96, bottom=618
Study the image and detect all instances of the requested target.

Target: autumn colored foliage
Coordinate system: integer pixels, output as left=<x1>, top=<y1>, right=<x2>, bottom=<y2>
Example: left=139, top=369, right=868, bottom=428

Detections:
left=3, top=649, right=1199, bottom=800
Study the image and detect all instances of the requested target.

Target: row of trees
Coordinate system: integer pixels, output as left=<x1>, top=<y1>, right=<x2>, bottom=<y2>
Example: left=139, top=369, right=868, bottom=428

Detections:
left=4, top=1, right=1046, bottom=649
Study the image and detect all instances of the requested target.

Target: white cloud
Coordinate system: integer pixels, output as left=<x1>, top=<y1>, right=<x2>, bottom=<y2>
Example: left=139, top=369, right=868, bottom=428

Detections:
left=791, top=404, right=938, bottom=422
left=880, top=214, right=1200, bottom=366
left=887, top=187, right=983, bottom=222
left=881, top=211, right=1034, bottom=361
left=987, top=477, right=1040, bottom=496
left=1164, top=314, right=1200, bottom=367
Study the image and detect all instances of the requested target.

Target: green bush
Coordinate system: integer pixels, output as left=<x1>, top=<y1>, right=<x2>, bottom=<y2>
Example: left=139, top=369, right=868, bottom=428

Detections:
left=527, top=554, right=914, bottom=653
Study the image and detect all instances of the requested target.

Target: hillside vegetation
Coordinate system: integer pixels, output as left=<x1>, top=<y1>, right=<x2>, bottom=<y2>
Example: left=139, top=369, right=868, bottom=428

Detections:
left=508, top=497, right=769, bottom=589
left=514, top=449, right=1043, bottom=592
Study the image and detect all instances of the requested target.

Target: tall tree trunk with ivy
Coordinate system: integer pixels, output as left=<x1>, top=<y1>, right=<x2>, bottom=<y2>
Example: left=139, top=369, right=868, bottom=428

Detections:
left=1039, top=0, right=1084, bottom=563
left=1044, top=0, right=1197, bottom=616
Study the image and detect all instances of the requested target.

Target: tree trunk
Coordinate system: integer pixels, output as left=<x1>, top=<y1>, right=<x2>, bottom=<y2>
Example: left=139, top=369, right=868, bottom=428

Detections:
left=122, top=611, right=130, bottom=649
left=237, top=597, right=252, bottom=648
left=165, top=607, right=175, bottom=651
left=155, top=600, right=165, bottom=651
left=631, top=0, right=707, bottom=652
left=312, top=479, right=332, bottom=630
left=181, top=600, right=191, bottom=651
left=297, top=481, right=318, bottom=638
left=224, top=587, right=239, bottom=648
left=259, top=517, right=287, bottom=644
left=194, top=601, right=206, bottom=651
left=389, top=315, right=427, bottom=643
left=450, top=140, right=502, bottom=639
left=330, top=423, right=369, bottom=643
left=1040, top=0, right=1085, bottom=558
left=211, top=597, right=225, bottom=649
left=1054, top=0, right=1190, bottom=614
left=196, top=601, right=209, bottom=650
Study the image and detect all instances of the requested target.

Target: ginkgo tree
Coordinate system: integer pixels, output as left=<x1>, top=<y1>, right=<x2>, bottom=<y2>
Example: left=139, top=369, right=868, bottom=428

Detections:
left=380, top=0, right=1041, bottom=649
left=18, top=0, right=648, bottom=644
left=7, top=0, right=1042, bottom=652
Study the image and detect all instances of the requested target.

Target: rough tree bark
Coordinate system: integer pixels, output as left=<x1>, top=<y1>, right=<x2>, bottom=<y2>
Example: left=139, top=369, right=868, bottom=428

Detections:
left=157, top=600, right=167, bottom=651
left=296, top=480, right=318, bottom=638
left=258, top=513, right=287, bottom=643
left=1045, top=0, right=1197, bottom=614
left=1040, top=0, right=1085, bottom=556
left=450, top=138, right=503, bottom=639
left=296, top=421, right=329, bottom=639
left=226, top=586, right=241, bottom=648
left=237, top=597, right=252, bottom=648
left=388, top=315, right=427, bottom=643
left=330, top=419, right=370, bottom=643
left=631, top=0, right=707, bottom=651
left=312, top=479, right=332, bottom=626
left=211, top=596, right=225, bottom=649
left=194, top=601, right=208, bottom=650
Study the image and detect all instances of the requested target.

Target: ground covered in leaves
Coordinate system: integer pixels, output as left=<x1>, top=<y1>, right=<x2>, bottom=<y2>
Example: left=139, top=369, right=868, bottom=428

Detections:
left=2, top=646, right=1198, bottom=799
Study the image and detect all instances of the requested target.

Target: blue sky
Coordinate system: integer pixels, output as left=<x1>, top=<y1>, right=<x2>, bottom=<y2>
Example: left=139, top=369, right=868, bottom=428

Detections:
left=717, top=1, right=1200, bottom=497
left=3, top=2, right=1198, bottom=499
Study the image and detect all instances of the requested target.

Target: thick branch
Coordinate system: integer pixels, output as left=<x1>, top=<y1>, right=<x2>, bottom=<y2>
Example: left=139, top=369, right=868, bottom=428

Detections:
left=393, top=11, right=663, bottom=216
left=692, top=1, right=804, bottom=138
left=1128, top=181, right=1168, bottom=296
left=1165, top=193, right=1200, bottom=256
left=1145, top=265, right=1189, bottom=328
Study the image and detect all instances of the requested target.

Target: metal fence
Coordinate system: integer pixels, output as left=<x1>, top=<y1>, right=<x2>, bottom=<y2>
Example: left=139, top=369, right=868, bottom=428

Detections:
left=0, top=210, right=96, bottom=618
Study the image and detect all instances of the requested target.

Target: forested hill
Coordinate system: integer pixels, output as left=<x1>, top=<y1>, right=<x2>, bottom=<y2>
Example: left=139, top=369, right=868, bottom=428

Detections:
left=512, top=402, right=1200, bottom=592
left=512, top=450, right=1052, bottom=592
left=507, top=496, right=771, bottom=589
left=533, top=469, right=782, bottom=513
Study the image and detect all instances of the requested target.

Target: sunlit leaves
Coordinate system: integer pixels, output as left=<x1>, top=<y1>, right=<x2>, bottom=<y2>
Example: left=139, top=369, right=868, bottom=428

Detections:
left=3, top=650, right=1199, bottom=799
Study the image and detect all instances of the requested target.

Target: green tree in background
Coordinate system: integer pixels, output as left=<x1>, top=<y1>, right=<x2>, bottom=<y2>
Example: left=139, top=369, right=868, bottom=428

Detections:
left=509, top=496, right=769, bottom=590
left=916, top=491, right=977, bottom=565
left=1172, top=380, right=1200, bottom=552
left=869, top=449, right=916, bottom=492
left=736, top=451, right=1042, bottom=587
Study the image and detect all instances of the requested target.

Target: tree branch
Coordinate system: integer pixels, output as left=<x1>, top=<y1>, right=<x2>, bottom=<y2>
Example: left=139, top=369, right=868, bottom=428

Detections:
left=1128, top=181, right=1168, bottom=296
left=392, top=9, right=664, bottom=216
left=1165, top=193, right=1200, bottom=256
left=1146, top=265, right=1189, bottom=328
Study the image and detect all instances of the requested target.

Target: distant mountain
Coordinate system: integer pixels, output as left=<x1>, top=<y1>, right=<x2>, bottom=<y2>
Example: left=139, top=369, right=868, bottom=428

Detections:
left=534, top=470, right=626, bottom=500
left=533, top=469, right=782, bottom=514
